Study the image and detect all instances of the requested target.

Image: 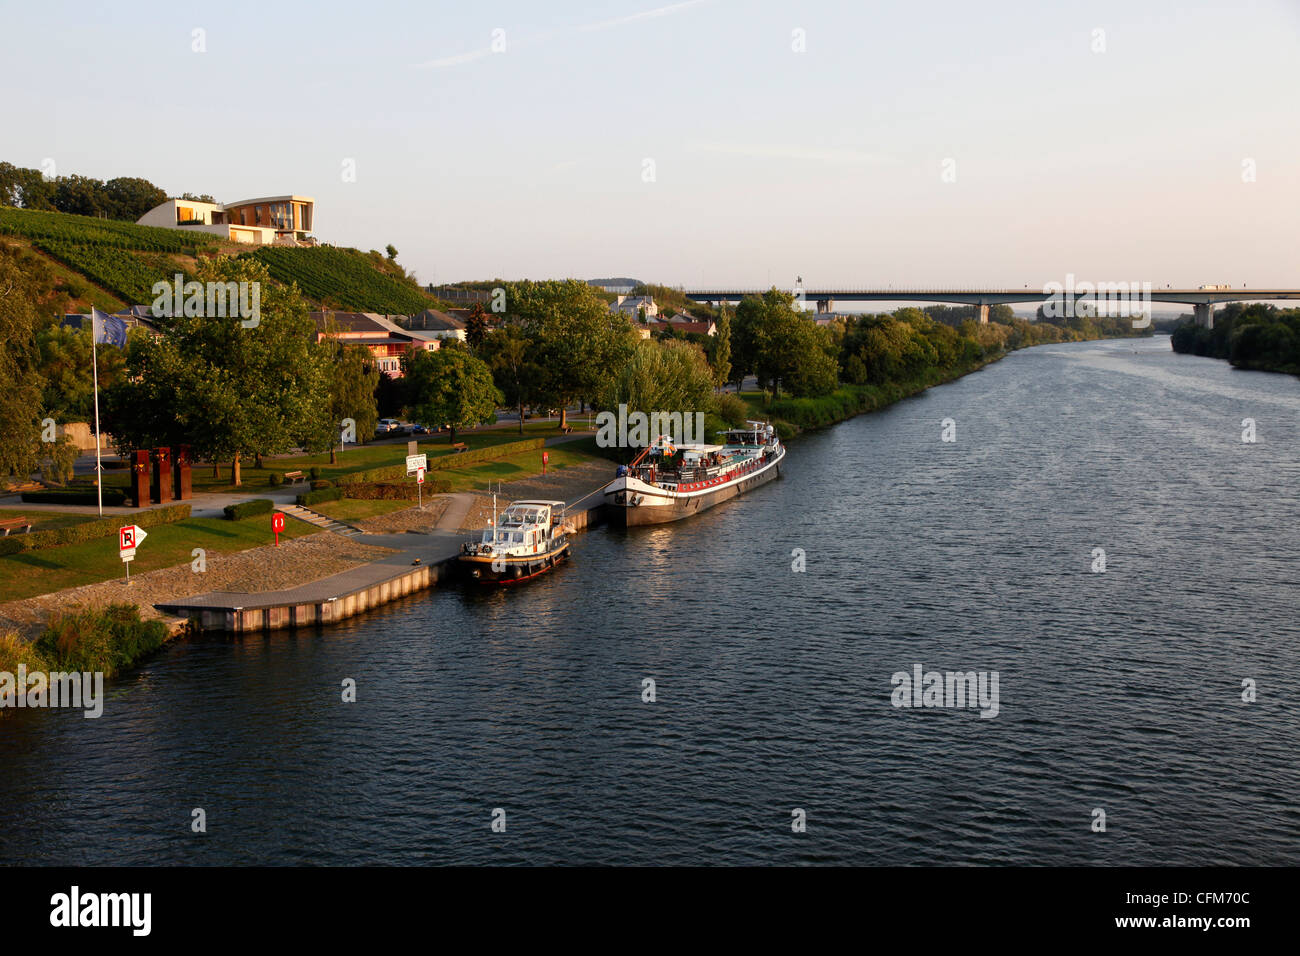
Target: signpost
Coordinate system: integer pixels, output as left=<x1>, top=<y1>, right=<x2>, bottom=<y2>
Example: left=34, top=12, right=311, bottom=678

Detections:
left=407, top=454, right=428, bottom=509
left=118, top=524, right=147, bottom=583
left=542, top=450, right=549, bottom=475
left=271, top=511, right=285, bottom=546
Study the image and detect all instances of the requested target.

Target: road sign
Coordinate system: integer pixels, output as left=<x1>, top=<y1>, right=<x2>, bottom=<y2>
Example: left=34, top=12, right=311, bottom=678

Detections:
left=119, top=525, right=147, bottom=558
left=542, top=450, right=549, bottom=474
left=119, top=524, right=147, bottom=582
left=416, top=466, right=425, bottom=484
left=406, top=453, right=428, bottom=475
left=271, top=511, right=285, bottom=546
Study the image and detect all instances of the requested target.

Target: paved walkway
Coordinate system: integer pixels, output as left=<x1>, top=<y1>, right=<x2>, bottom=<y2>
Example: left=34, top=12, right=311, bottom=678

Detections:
left=434, top=493, right=475, bottom=531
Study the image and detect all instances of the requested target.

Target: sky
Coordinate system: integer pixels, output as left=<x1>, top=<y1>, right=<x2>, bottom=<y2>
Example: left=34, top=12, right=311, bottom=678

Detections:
left=3, top=0, right=1298, bottom=290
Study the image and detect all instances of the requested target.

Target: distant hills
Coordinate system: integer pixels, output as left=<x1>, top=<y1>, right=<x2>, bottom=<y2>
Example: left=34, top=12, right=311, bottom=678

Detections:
left=587, top=277, right=642, bottom=292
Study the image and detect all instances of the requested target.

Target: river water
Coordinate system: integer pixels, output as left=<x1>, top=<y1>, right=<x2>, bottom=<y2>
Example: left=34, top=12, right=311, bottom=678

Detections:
left=2, top=335, right=1298, bottom=865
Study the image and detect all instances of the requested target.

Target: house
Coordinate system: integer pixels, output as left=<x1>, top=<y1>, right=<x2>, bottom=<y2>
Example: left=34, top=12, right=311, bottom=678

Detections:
left=137, top=194, right=316, bottom=245
left=311, top=312, right=439, bottom=377
left=610, top=295, right=658, bottom=319
left=666, top=314, right=717, bottom=336
left=407, top=308, right=468, bottom=342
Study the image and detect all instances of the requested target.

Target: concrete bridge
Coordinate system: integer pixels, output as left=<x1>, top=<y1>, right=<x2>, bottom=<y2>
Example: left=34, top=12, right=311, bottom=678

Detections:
left=683, top=287, right=1300, bottom=329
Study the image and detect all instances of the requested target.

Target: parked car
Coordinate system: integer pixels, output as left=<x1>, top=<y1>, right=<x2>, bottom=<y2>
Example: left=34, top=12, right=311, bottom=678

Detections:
left=375, top=418, right=404, bottom=436
left=411, top=424, right=430, bottom=435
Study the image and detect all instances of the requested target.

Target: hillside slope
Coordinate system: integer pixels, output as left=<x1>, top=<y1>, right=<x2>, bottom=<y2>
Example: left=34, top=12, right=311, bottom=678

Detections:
left=0, top=206, right=446, bottom=315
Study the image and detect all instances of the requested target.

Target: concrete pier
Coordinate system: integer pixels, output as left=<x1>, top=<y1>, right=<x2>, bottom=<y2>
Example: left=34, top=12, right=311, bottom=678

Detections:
left=156, top=496, right=607, bottom=633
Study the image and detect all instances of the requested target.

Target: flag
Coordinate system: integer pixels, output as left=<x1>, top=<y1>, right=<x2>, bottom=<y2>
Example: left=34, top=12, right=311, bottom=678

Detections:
left=91, top=308, right=128, bottom=347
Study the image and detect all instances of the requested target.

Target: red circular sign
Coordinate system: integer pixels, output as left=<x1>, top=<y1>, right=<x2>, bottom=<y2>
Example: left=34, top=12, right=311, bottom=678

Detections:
left=543, top=452, right=550, bottom=464
left=271, top=513, right=285, bottom=533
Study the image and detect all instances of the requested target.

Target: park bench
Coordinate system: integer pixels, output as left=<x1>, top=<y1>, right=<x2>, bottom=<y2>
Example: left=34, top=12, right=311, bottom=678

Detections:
left=450, top=443, right=468, bottom=453
left=283, top=470, right=308, bottom=485
left=0, top=516, right=33, bottom=536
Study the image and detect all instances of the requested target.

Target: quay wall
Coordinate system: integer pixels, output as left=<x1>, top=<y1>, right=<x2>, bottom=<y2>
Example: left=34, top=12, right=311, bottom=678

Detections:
left=162, top=499, right=607, bottom=634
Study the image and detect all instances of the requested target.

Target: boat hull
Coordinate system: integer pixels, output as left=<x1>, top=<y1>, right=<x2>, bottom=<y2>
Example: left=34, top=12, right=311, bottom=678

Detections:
left=603, top=448, right=784, bottom=527
left=458, top=541, right=571, bottom=584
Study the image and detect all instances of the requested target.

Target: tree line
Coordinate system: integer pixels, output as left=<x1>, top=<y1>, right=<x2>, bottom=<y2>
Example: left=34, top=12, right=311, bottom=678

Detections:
left=0, top=160, right=201, bottom=221
left=1, top=257, right=1164, bottom=486
left=1171, top=303, right=1300, bottom=375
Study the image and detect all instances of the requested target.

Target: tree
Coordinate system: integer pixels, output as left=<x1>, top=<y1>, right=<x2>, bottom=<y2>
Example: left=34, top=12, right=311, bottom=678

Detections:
left=385, top=244, right=398, bottom=261
left=104, top=177, right=167, bottom=220
left=0, top=247, right=45, bottom=476
left=504, top=279, right=635, bottom=427
left=310, top=339, right=380, bottom=463
left=36, top=324, right=126, bottom=422
left=465, top=303, right=489, bottom=352
left=51, top=174, right=109, bottom=217
left=0, top=162, right=53, bottom=210
left=103, top=257, right=331, bottom=486
left=601, top=339, right=716, bottom=425
left=712, top=305, right=732, bottom=389
left=402, top=342, right=501, bottom=445
left=734, top=288, right=837, bottom=398
left=481, top=325, right=541, bottom=434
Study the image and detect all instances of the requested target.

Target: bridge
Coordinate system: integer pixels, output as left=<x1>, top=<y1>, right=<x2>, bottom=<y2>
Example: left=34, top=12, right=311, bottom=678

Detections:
left=682, top=288, right=1300, bottom=329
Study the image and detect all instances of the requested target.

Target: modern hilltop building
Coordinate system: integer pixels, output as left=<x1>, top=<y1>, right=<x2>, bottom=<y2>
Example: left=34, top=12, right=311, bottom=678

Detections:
left=137, top=195, right=315, bottom=245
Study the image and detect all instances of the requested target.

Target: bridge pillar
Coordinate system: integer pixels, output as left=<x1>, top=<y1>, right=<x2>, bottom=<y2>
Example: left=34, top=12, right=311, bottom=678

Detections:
left=1194, top=302, right=1215, bottom=329
left=975, top=304, right=989, bottom=324
left=816, top=298, right=833, bottom=314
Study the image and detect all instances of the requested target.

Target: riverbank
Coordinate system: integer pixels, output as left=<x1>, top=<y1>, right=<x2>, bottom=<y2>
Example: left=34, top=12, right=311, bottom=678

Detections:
left=0, top=532, right=400, bottom=639
left=744, top=353, right=1004, bottom=437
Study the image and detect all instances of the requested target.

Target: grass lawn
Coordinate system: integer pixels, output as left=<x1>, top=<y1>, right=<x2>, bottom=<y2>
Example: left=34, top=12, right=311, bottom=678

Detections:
left=0, top=508, right=103, bottom=533
left=434, top=444, right=608, bottom=492
left=310, top=499, right=410, bottom=522
left=95, top=421, right=577, bottom=495
left=0, top=517, right=318, bottom=602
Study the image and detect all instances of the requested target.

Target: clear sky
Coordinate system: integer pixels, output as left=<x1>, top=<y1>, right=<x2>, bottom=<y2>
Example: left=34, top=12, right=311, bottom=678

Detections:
left=3, top=0, right=1297, bottom=289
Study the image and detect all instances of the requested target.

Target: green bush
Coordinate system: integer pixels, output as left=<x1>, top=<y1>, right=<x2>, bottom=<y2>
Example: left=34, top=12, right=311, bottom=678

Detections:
left=310, top=479, right=331, bottom=490
left=297, top=486, right=343, bottom=506
left=268, top=472, right=283, bottom=486
left=33, top=604, right=169, bottom=678
left=309, top=466, right=321, bottom=481
left=223, top=498, right=275, bottom=521
left=0, top=504, right=190, bottom=553
left=715, top=392, right=751, bottom=427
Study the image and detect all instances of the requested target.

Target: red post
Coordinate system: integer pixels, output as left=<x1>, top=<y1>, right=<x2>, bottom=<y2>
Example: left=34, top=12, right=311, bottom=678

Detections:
left=542, top=450, right=549, bottom=475
left=271, top=512, right=285, bottom=546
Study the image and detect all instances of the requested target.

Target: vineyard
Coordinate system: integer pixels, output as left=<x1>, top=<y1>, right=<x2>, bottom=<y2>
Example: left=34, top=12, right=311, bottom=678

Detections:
left=249, top=246, right=442, bottom=314
left=1, top=205, right=446, bottom=314
left=0, top=206, right=216, bottom=303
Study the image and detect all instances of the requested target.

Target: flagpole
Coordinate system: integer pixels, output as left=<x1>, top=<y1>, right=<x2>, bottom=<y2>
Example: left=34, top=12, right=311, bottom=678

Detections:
left=91, top=310, right=103, bottom=517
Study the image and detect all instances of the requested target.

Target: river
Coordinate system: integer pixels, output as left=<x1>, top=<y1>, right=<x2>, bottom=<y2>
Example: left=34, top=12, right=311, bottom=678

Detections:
left=2, top=335, right=1298, bottom=865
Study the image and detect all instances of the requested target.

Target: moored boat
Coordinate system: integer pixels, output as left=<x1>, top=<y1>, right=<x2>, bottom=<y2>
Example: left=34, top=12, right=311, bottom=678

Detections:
left=601, top=421, right=785, bottom=527
left=459, top=499, right=573, bottom=584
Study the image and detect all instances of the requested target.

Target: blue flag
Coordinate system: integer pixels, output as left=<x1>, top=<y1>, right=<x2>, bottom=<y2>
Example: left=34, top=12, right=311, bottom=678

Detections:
left=91, top=308, right=128, bottom=347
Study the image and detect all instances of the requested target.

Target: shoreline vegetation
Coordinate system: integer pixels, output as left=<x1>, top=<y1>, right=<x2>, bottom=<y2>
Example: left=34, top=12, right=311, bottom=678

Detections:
left=1170, top=302, right=1300, bottom=376
left=0, top=605, right=169, bottom=694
